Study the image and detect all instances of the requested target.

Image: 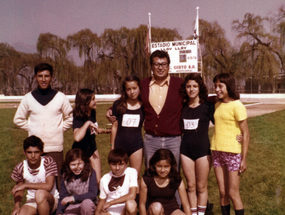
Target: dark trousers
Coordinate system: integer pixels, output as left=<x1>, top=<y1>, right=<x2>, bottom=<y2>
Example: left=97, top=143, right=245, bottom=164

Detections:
left=43, top=151, right=63, bottom=190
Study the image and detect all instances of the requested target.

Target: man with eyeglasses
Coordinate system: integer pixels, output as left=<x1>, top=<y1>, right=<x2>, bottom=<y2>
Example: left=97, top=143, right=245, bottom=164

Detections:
left=106, top=49, right=213, bottom=212
left=106, top=50, right=183, bottom=168
left=140, top=50, right=183, bottom=168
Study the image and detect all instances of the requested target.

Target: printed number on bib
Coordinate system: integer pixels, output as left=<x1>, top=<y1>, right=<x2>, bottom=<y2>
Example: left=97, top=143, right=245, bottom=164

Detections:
left=183, top=119, right=199, bottom=130
left=122, top=114, right=140, bottom=127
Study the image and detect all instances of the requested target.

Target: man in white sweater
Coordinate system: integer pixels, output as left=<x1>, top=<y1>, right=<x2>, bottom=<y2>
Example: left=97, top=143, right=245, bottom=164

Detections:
left=14, top=63, right=73, bottom=188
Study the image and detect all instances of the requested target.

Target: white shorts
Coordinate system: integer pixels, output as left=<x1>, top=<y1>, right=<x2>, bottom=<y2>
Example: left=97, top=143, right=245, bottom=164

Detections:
left=25, top=197, right=58, bottom=213
left=107, top=205, right=125, bottom=215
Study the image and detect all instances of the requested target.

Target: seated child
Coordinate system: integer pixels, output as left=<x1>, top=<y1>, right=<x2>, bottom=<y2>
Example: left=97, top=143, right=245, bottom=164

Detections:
left=139, top=149, right=191, bottom=215
left=11, top=135, right=59, bottom=215
left=95, top=148, right=137, bottom=215
left=56, top=148, right=97, bottom=215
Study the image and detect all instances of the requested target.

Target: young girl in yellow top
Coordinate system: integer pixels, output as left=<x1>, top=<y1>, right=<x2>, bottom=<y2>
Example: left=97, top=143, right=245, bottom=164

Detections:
left=212, top=73, right=249, bottom=215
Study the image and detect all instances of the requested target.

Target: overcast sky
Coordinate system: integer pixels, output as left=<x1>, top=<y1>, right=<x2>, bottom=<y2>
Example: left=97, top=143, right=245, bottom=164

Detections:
left=0, top=0, right=284, bottom=53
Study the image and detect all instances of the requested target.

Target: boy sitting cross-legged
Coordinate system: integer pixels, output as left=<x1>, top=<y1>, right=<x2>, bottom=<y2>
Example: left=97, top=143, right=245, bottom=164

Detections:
left=11, top=135, right=59, bottom=215
left=95, top=148, right=137, bottom=215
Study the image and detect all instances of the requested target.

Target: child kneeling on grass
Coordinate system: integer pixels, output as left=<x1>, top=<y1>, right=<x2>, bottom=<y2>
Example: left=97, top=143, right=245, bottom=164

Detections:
left=11, top=135, right=59, bottom=215
left=95, top=148, right=137, bottom=215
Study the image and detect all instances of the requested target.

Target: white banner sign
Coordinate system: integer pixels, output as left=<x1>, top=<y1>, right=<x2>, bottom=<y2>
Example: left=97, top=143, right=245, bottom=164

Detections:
left=151, top=40, right=198, bottom=73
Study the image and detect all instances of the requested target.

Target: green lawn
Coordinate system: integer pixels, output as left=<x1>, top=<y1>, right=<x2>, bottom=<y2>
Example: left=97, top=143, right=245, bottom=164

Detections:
left=0, top=105, right=284, bottom=214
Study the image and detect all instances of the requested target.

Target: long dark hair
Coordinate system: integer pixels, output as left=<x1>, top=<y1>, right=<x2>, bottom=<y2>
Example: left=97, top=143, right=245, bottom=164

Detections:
left=115, top=75, right=141, bottom=115
left=73, top=88, right=95, bottom=120
left=213, top=73, right=239, bottom=100
left=146, top=149, right=181, bottom=187
left=61, top=148, right=92, bottom=182
left=180, top=73, right=208, bottom=104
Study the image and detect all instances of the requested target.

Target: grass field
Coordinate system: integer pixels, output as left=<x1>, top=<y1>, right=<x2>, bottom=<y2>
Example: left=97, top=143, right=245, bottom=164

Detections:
left=0, top=105, right=284, bottom=214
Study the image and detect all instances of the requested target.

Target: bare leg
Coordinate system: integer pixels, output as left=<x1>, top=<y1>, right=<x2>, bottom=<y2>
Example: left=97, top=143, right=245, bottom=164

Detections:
left=195, top=155, right=211, bottom=207
left=19, top=205, right=37, bottom=215
left=129, top=149, right=143, bottom=194
left=90, top=150, right=101, bottom=183
left=129, top=149, right=143, bottom=175
left=123, top=199, right=137, bottom=215
left=35, top=189, right=55, bottom=215
left=214, top=166, right=230, bottom=206
left=228, top=171, right=243, bottom=210
left=181, top=154, right=197, bottom=209
left=147, top=202, right=164, bottom=215
left=100, top=212, right=111, bottom=215
left=170, top=209, right=186, bottom=215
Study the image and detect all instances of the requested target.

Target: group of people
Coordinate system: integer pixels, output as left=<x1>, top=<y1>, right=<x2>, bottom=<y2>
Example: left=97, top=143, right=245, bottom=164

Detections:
left=11, top=49, right=250, bottom=215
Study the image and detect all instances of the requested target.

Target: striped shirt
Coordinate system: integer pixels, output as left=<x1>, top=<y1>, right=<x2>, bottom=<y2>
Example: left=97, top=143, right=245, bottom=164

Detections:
left=11, top=156, right=58, bottom=183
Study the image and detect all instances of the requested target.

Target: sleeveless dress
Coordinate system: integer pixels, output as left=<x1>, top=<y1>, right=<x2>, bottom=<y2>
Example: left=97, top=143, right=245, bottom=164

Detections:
left=143, top=175, right=181, bottom=215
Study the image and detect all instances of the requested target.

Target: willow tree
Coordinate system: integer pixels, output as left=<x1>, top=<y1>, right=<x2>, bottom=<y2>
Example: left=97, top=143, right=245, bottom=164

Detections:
left=0, top=43, right=21, bottom=95
left=151, top=27, right=182, bottom=42
left=127, top=26, right=182, bottom=79
left=233, top=12, right=283, bottom=92
left=99, top=26, right=184, bottom=93
left=37, top=33, right=72, bottom=93
left=131, top=25, right=150, bottom=79
left=0, top=43, right=38, bottom=95
left=195, top=19, right=234, bottom=88
left=271, top=6, right=285, bottom=62
left=272, top=6, right=285, bottom=92
left=67, top=29, right=101, bottom=90
left=15, top=53, right=44, bottom=93
left=99, top=27, right=136, bottom=93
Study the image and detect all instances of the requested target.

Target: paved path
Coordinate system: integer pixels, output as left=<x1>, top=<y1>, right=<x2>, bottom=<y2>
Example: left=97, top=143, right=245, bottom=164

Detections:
left=1, top=100, right=285, bottom=118
left=245, top=103, right=285, bottom=118
left=0, top=103, right=18, bottom=109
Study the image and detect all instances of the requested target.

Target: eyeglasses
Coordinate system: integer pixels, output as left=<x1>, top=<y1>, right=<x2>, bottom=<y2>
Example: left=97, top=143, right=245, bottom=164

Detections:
left=152, top=62, right=169, bottom=69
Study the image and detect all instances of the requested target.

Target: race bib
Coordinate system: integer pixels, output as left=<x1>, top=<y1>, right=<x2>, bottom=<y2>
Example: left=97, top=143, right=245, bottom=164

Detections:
left=122, top=114, right=140, bottom=127
left=183, top=119, right=199, bottom=130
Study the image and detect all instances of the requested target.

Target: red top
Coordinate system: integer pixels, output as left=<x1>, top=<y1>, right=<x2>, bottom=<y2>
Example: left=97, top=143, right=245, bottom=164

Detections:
left=141, top=76, right=183, bottom=136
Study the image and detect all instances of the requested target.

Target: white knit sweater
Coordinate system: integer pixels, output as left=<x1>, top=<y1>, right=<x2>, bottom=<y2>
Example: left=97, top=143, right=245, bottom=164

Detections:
left=13, top=91, right=73, bottom=152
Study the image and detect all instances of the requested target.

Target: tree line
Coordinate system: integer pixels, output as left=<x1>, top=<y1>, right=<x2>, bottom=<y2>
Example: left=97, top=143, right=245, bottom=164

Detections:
left=0, top=6, right=284, bottom=95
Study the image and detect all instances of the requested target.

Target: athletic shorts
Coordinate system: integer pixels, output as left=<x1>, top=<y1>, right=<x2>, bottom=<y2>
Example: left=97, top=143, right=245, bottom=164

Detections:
left=107, top=204, right=125, bottom=215
left=212, top=150, right=241, bottom=172
left=25, top=197, right=58, bottom=213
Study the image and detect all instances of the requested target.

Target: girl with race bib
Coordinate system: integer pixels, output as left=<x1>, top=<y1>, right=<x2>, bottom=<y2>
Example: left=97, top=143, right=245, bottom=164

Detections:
left=110, top=75, right=144, bottom=175
left=212, top=73, right=249, bottom=215
left=180, top=73, right=214, bottom=215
